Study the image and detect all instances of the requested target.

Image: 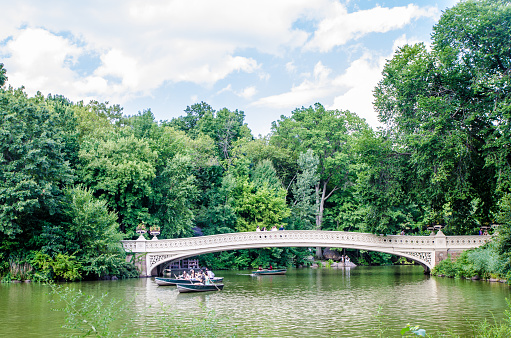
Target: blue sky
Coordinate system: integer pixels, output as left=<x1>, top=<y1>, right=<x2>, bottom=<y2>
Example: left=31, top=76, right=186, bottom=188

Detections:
left=0, top=0, right=458, bottom=136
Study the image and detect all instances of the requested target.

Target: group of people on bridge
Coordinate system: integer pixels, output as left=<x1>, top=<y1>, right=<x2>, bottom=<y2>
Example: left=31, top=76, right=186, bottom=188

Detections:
left=256, top=225, right=284, bottom=231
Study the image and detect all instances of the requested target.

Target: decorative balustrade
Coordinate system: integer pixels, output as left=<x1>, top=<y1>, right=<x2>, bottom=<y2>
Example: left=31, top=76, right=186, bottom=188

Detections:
left=121, top=230, right=492, bottom=275
left=122, top=230, right=491, bottom=252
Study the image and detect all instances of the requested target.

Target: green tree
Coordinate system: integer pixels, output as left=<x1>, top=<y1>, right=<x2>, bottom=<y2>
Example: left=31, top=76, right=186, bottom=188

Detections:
left=271, top=103, right=368, bottom=230
left=0, top=63, right=7, bottom=87
left=0, top=87, right=74, bottom=238
left=290, top=149, right=319, bottom=230
left=169, top=101, right=214, bottom=138
left=235, top=184, right=290, bottom=232
left=153, top=154, right=199, bottom=238
left=355, top=130, right=422, bottom=234
left=171, top=102, right=253, bottom=161
left=373, top=0, right=511, bottom=234
left=78, top=134, right=157, bottom=233
left=37, top=186, right=135, bottom=279
left=231, top=137, right=296, bottom=187
left=252, top=159, right=282, bottom=192
left=200, top=172, right=238, bottom=235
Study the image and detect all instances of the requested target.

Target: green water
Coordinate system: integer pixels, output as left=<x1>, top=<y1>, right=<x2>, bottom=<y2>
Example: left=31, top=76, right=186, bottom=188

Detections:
left=1, top=266, right=510, bottom=337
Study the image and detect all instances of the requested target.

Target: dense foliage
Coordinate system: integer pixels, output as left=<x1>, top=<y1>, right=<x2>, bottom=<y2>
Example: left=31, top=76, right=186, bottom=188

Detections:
left=1, top=0, right=511, bottom=280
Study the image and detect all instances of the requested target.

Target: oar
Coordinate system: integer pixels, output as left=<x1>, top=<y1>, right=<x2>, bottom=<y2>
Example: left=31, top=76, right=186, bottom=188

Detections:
left=207, top=276, right=221, bottom=291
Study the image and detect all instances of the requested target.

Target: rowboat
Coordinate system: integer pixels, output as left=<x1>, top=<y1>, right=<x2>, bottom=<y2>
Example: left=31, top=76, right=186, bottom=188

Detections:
left=155, top=277, right=223, bottom=286
left=252, top=269, right=287, bottom=275
left=176, top=283, right=224, bottom=293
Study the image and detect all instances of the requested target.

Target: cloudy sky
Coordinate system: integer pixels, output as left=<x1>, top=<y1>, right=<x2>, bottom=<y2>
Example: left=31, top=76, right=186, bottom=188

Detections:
left=0, top=0, right=458, bottom=136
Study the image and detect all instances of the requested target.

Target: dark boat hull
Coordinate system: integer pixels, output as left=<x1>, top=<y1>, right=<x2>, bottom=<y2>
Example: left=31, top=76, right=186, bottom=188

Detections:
left=176, top=283, right=224, bottom=293
left=252, top=269, right=287, bottom=275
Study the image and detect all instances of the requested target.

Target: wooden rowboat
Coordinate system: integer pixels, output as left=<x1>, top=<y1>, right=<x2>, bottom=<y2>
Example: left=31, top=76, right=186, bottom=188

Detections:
left=176, top=283, right=224, bottom=293
left=252, top=269, right=287, bottom=275
left=155, top=277, right=223, bottom=286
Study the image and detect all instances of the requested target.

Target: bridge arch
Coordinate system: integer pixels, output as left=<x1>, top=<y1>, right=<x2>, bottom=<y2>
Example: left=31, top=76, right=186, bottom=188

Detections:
left=147, top=244, right=432, bottom=276
left=121, top=230, right=491, bottom=277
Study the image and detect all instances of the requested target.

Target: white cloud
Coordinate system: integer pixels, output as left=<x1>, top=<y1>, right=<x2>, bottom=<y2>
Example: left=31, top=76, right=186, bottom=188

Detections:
left=305, top=3, right=438, bottom=52
left=0, top=0, right=446, bottom=135
left=252, top=53, right=387, bottom=129
left=285, top=61, right=296, bottom=74
left=240, top=86, right=257, bottom=99
left=216, top=84, right=257, bottom=99
left=217, top=84, right=233, bottom=95
left=251, top=61, right=336, bottom=109
left=329, top=53, right=386, bottom=127
left=3, top=28, right=83, bottom=94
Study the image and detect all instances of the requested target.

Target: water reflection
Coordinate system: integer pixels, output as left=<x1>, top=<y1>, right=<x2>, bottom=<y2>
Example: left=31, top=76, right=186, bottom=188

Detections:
left=1, top=266, right=510, bottom=337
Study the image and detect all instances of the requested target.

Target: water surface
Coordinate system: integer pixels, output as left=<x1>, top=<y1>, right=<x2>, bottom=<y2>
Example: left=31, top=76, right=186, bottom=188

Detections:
left=1, top=266, right=509, bottom=337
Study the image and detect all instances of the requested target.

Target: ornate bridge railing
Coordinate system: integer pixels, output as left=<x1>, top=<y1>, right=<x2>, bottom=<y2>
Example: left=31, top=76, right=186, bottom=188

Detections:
left=121, top=230, right=492, bottom=276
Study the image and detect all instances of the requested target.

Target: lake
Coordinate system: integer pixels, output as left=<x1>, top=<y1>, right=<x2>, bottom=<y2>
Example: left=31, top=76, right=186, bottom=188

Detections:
left=1, top=266, right=510, bottom=337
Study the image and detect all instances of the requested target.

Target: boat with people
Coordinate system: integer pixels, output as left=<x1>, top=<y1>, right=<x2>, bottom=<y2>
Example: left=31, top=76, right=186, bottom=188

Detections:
left=176, top=283, right=224, bottom=293
left=155, top=276, right=224, bottom=286
left=252, top=269, right=287, bottom=275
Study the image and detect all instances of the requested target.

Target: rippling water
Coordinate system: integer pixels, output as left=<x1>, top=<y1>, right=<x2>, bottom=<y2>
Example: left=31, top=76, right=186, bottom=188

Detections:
left=1, top=266, right=510, bottom=337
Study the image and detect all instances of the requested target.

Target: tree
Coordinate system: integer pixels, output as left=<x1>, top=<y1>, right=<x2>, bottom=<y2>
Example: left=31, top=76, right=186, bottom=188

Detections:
left=271, top=103, right=368, bottom=230
left=290, top=149, right=319, bottom=230
left=373, top=0, right=511, bottom=234
left=432, top=0, right=511, bottom=197
left=0, top=87, right=74, bottom=238
left=171, top=102, right=253, bottom=161
left=354, top=129, right=423, bottom=235
left=62, top=186, right=123, bottom=258
left=152, top=154, right=199, bottom=238
left=252, top=159, right=283, bottom=192
left=235, top=183, right=290, bottom=232
left=78, top=134, right=157, bottom=233
left=169, top=101, right=214, bottom=137
left=0, top=63, right=7, bottom=87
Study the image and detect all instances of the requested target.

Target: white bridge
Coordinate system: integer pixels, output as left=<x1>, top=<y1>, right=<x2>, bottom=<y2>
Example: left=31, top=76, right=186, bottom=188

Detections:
left=121, top=230, right=491, bottom=276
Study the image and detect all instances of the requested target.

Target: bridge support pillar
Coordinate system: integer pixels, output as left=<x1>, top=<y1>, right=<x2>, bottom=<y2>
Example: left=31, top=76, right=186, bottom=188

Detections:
left=126, top=253, right=148, bottom=277
left=126, top=237, right=151, bottom=277
left=432, top=230, right=449, bottom=269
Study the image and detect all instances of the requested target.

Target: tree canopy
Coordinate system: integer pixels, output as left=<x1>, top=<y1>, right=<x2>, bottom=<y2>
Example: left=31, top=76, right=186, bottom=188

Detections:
left=1, top=0, right=511, bottom=279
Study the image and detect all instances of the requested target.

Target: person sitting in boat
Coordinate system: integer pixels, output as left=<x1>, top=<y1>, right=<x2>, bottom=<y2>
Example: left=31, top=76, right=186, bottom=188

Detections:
left=258, top=266, right=263, bottom=270
left=269, top=264, right=273, bottom=270
left=206, top=268, right=215, bottom=279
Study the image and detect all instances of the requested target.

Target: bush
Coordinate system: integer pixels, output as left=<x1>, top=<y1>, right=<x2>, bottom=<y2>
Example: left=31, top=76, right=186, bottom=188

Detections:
left=432, top=256, right=457, bottom=277
left=32, top=251, right=81, bottom=281
left=432, top=243, right=505, bottom=280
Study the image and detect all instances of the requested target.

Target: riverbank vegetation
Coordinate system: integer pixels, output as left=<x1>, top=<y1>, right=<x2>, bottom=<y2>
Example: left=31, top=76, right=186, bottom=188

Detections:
left=1, top=0, right=511, bottom=281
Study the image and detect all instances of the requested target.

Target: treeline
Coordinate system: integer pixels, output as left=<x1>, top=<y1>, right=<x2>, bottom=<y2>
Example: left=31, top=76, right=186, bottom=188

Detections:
left=1, top=0, right=511, bottom=280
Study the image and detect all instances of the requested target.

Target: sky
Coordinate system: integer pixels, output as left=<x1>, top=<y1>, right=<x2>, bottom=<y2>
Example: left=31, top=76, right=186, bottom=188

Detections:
left=0, top=0, right=459, bottom=137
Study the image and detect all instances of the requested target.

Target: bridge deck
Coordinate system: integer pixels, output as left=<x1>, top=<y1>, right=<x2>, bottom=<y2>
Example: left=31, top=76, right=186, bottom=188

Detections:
left=121, top=230, right=491, bottom=276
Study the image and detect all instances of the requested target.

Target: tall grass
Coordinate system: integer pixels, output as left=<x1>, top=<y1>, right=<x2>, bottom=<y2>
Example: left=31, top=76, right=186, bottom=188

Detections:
left=1, top=259, right=34, bottom=282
